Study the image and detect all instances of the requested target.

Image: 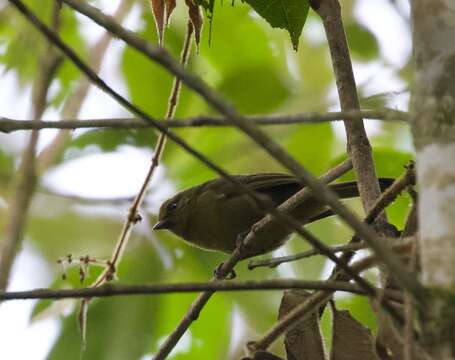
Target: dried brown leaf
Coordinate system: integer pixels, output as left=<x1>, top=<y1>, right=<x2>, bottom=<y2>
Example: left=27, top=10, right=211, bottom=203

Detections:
left=278, top=290, right=326, bottom=360
left=165, top=0, right=176, bottom=26
left=331, top=308, right=380, bottom=360
left=150, top=0, right=165, bottom=45
left=185, top=0, right=203, bottom=49
left=242, top=350, right=284, bottom=360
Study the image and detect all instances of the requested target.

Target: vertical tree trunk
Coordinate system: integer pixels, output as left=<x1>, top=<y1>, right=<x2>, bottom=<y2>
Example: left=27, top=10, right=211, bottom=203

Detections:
left=411, top=1, right=455, bottom=357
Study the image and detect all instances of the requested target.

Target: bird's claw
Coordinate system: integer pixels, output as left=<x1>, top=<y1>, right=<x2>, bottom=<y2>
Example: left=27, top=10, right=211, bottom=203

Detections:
left=213, top=262, right=236, bottom=280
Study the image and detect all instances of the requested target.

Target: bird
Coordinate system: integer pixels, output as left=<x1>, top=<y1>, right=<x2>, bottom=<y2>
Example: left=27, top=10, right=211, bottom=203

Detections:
left=153, top=173, right=393, bottom=259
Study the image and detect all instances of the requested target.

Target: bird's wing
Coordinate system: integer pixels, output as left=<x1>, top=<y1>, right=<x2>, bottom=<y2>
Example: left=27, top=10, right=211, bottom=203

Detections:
left=208, top=173, right=303, bottom=205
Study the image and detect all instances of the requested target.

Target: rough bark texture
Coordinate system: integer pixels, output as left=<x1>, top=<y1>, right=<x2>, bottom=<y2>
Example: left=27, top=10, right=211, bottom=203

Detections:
left=412, top=0, right=455, bottom=287
left=411, top=0, right=455, bottom=357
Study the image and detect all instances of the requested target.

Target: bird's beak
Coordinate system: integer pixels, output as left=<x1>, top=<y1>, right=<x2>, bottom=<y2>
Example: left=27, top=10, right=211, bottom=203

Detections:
left=153, top=219, right=171, bottom=230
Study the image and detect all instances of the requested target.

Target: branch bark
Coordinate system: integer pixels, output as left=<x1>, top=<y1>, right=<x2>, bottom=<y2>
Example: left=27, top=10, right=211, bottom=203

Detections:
left=411, top=0, right=455, bottom=356
left=0, top=279, right=403, bottom=302
left=0, top=108, right=408, bottom=133
left=311, top=0, right=388, bottom=227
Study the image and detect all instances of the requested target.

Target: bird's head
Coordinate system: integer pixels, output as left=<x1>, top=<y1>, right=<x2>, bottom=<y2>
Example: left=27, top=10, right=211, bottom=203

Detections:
left=153, top=190, right=193, bottom=237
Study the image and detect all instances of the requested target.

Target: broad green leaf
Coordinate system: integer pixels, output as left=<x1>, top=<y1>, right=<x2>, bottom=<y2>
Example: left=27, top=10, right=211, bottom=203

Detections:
left=197, top=2, right=287, bottom=73
left=283, top=123, right=335, bottom=174
left=218, top=64, right=290, bottom=114
left=244, top=0, right=310, bottom=50
left=345, top=22, right=379, bottom=61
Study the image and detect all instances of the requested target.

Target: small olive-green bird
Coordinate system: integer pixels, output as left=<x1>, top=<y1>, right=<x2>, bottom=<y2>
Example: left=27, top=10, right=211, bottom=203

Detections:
left=153, top=174, right=393, bottom=259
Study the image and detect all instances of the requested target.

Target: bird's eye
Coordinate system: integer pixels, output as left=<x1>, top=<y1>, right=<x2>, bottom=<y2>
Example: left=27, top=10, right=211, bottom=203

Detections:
left=168, top=202, right=177, bottom=211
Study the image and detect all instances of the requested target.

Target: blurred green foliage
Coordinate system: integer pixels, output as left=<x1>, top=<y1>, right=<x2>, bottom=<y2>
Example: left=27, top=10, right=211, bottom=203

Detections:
left=0, top=0, right=414, bottom=359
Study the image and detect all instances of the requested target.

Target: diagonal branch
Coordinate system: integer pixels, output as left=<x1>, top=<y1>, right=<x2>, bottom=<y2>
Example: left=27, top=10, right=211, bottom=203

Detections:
left=311, top=0, right=387, bottom=224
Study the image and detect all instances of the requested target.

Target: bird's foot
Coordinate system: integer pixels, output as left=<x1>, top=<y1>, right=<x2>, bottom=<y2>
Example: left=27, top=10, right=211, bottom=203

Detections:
left=213, top=262, right=236, bottom=280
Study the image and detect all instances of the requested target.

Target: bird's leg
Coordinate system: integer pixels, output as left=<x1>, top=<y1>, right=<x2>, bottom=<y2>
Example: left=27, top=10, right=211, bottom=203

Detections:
left=235, top=230, right=251, bottom=255
left=212, top=230, right=251, bottom=279
left=213, top=263, right=236, bottom=280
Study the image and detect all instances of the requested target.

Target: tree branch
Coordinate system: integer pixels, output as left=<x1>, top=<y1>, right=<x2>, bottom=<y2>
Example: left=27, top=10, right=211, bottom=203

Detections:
left=312, top=0, right=389, bottom=227
left=0, top=108, right=408, bottom=133
left=248, top=237, right=413, bottom=270
left=0, top=279, right=403, bottom=302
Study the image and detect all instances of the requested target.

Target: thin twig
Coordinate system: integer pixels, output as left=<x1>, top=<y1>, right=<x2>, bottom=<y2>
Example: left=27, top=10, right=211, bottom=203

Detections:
left=365, top=162, right=416, bottom=224
left=0, top=279, right=403, bottom=302
left=0, top=108, right=408, bottom=133
left=249, top=237, right=413, bottom=270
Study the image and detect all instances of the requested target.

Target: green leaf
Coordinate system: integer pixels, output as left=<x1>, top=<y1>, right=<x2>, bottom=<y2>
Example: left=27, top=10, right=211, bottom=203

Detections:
left=345, top=22, right=379, bottom=61
left=336, top=296, right=378, bottom=334
left=218, top=64, right=290, bottom=114
left=244, top=0, right=310, bottom=50
left=283, top=123, right=335, bottom=174
left=0, top=148, right=14, bottom=182
left=69, top=128, right=157, bottom=152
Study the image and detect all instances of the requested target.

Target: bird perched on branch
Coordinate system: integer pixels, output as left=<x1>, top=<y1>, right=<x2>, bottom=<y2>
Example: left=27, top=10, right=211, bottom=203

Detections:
left=153, top=173, right=393, bottom=259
